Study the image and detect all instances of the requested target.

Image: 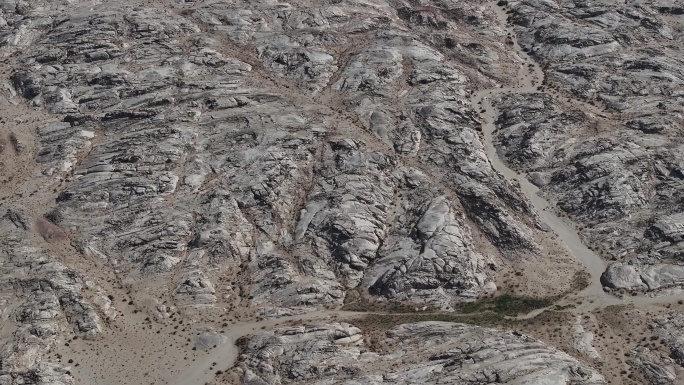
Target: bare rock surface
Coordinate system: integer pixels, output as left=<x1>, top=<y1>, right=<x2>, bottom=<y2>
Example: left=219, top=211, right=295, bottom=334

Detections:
left=572, top=316, right=602, bottom=362
left=0, top=0, right=683, bottom=383
left=233, top=321, right=605, bottom=385
left=0, top=0, right=584, bottom=381
left=491, top=0, right=684, bottom=295
left=653, top=312, right=684, bottom=367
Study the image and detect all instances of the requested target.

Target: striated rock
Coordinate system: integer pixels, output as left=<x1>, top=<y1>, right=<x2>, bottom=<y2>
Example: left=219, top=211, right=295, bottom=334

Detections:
left=653, top=313, right=684, bottom=367
left=627, top=347, right=677, bottom=385
left=492, top=0, right=684, bottom=292
left=0, top=0, right=560, bottom=317
left=174, top=265, right=217, bottom=308
left=600, top=262, right=684, bottom=292
left=362, top=195, right=493, bottom=308
left=0, top=208, right=113, bottom=383
left=4, top=0, right=681, bottom=382
left=11, top=262, right=104, bottom=339
left=572, top=316, right=601, bottom=362
left=650, top=213, right=684, bottom=243
left=601, top=263, right=647, bottom=291
left=11, top=71, right=42, bottom=100
left=235, top=321, right=605, bottom=385
left=0, top=363, right=73, bottom=385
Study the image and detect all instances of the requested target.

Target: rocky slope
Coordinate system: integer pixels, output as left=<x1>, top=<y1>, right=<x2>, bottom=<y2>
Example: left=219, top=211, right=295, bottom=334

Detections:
left=491, top=0, right=684, bottom=294
left=2, top=0, right=581, bottom=321
left=0, top=0, right=683, bottom=384
left=231, top=321, right=605, bottom=385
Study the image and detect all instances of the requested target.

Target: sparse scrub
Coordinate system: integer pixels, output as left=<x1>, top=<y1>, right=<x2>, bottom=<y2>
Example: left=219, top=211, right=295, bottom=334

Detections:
left=9, top=132, right=20, bottom=153
left=454, top=294, right=554, bottom=316
left=341, top=289, right=437, bottom=313
left=569, top=270, right=591, bottom=292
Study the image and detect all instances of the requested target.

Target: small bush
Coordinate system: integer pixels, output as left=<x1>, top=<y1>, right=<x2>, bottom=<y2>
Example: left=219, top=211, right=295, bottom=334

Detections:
left=9, top=132, right=22, bottom=153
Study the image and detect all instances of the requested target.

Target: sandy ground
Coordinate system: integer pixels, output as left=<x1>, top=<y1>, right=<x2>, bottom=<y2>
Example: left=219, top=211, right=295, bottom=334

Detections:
left=44, top=271, right=307, bottom=385
left=499, top=302, right=684, bottom=385
left=50, top=304, right=363, bottom=385
left=467, top=2, right=612, bottom=303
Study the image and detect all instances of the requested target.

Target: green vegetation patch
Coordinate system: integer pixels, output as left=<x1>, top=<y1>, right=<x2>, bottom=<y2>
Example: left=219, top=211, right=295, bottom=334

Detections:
left=351, top=312, right=508, bottom=336
left=455, top=294, right=554, bottom=316
left=341, top=289, right=437, bottom=313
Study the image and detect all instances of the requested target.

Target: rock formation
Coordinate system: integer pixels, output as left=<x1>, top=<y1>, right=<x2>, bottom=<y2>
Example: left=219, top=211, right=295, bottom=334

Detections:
left=234, top=321, right=605, bottom=385
left=491, top=0, right=684, bottom=295
left=0, top=0, right=683, bottom=383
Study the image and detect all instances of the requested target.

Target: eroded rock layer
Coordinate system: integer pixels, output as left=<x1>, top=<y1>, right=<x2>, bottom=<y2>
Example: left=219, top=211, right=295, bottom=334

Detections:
left=233, top=321, right=605, bottom=385
left=491, top=0, right=684, bottom=294
left=1, top=0, right=683, bottom=383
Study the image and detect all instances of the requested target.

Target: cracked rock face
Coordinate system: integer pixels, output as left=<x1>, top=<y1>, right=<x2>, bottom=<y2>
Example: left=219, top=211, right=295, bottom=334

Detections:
left=2, top=0, right=682, bottom=383
left=233, top=321, right=605, bottom=385
left=653, top=313, right=684, bottom=368
left=1, top=217, right=109, bottom=385
left=0, top=0, right=572, bottom=320
left=490, top=0, right=684, bottom=295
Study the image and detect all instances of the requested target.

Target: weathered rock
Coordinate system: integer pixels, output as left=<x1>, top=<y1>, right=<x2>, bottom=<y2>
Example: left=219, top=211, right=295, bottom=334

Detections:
left=492, top=0, right=684, bottom=291
left=3, top=0, right=682, bottom=382
left=649, top=213, right=684, bottom=243
left=600, top=262, right=684, bottom=292
left=653, top=312, right=684, bottom=367
left=571, top=316, right=601, bottom=362
left=627, top=347, right=677, bottom=385
left=0, top=0, right=562, bottom=320
left=362, top=195, right=493, bottom=308
left=235, top=321, right=605, bottom=385
left=601, top=263, right=647, bottom=291
left=193, top=328, right=228, bottom=351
